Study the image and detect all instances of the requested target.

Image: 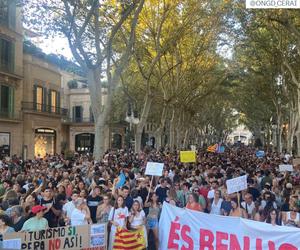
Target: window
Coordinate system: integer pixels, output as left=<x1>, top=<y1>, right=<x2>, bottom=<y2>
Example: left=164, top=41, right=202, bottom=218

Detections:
left=51, top=90, right=56, bottom=113
left=0, top=38, right=14, bottom=73
left=36, top=86, right=43, bottom=111
left=89, top=106, right=94, bottom=122
left=72, top=106, right=83, bottom=122
left=0, top=0, right=8, bottom=26
left=0, top=85, right=13, bottom=117
left=0, top=0, right=16, bottom=28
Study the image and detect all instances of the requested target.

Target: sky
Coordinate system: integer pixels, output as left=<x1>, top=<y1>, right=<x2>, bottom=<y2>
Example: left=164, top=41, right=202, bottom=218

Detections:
left=33, top=36, right=74, bottom=60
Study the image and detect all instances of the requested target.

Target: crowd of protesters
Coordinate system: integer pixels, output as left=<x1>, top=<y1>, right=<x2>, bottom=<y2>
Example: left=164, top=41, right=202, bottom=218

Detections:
left=0, top=146, right=300, bottom=249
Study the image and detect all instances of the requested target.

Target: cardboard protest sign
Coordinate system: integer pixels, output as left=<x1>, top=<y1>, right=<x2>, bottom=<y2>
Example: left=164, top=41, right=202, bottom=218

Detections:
left=145, top=162, right=164, bottom=176
left=180, top=151, right=196, bottom=163
left=226, top=175, right=247, bottom=194
left=3, top=223, right=107, bottom=250
left=279, top=164, right=294, bottom=172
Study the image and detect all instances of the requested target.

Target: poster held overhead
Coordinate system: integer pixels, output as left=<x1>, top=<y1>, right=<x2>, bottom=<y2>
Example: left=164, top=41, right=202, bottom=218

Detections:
left=180, top=151, right=196, bottom=163
left=145, top=162, right=164, bottom=176
left=226, top=175, right=247, bottom=194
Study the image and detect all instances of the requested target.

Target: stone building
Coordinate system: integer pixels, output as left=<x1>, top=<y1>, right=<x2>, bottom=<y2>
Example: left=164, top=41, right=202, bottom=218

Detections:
left=0, top=0, right=23, bottom=157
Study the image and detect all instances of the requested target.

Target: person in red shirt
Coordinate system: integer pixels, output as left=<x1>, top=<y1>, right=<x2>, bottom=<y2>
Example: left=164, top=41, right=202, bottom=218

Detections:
left=186, top=193, right=203, bottom=212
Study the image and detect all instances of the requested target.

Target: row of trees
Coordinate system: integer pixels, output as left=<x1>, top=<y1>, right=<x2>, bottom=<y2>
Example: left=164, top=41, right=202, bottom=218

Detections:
left=24, top=1, right=300, bottom=158
left=228, top=4, right=300, bottom=153
left=24, top=0, right=239, bottom=159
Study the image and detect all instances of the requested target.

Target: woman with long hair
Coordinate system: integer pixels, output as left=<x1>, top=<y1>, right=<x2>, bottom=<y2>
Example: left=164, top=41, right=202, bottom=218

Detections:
left=96, top=195, right=112, bottom=223
left=108, top=196, right=129, bottom=250
left=229, top=197, right=247, bottom=218
left=186, top=193, right=203, bottom=212
left=145, top=193, right=160, bottom=250
left=128, top=200, right=147, bottom=247
left=266, top=209, right=281, bottom=226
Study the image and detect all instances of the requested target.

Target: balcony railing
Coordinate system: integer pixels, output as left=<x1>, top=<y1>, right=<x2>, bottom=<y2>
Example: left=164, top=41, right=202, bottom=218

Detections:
left=22, top=102, right=68, bottom=116
left=0, top=63, right=23, bottom=77
left=0, top=109, right=20, bottom=120
left=63, top=117, right=95, bottom=123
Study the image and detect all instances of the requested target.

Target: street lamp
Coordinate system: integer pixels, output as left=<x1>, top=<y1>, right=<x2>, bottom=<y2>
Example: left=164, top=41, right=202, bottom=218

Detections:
left=125, top=103, right=139, bottom=149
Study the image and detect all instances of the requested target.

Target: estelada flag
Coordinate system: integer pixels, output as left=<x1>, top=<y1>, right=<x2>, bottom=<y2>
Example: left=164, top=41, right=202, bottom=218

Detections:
left=207, top=144, right=218, bottom=153
left=113, top=227, right=146, bottom=250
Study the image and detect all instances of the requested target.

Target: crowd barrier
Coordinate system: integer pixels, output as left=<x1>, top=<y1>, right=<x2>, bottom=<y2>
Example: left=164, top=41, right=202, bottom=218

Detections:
left=159, top=202, right=300, bottom=250
left=2, top=223, right=107, bottom=250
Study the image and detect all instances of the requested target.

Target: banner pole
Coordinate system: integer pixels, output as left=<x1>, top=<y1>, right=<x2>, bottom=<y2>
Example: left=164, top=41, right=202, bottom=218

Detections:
left=237, top=192, right=240, bottom=209
left=146, top=175, right=154, bottom=202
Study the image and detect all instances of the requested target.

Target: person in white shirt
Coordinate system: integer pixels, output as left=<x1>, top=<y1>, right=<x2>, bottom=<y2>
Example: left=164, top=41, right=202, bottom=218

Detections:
left=207, top=180, right=219, bottom=201
left=108, top=196, right=129, bottom=250
left=241, top=193, right=255, bottom=219
left=63, top=191, right=79, bottom=225
left=70, top=198, right=91, bottom=226
left=128, top=200, right=147, bottom=247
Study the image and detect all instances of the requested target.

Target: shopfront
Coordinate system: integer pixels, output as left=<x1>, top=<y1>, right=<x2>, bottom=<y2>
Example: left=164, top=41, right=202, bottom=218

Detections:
left=34, top=128, right=56, bottom=157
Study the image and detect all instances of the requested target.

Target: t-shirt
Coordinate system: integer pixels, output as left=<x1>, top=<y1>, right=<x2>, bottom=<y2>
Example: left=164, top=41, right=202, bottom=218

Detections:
left=124, top=196, right=134, bottom=210
left=63, top=201, right=76, bottom=218
left=87, top=195, right=102, bottom=223
left=41, top=198, right=61, bottom=228
left=186, top=202, right=202, bottom=212
left=70, top=208, right=88, bottom=226
left=155, top=186, right=168, bottom=204
left=21, top=217, right=48, bottom=232
left=108, top=207, right=129, bottom=232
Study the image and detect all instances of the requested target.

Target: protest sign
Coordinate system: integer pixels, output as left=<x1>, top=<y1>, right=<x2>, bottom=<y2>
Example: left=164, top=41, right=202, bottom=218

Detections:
left=3, top=223, right=107, bottom=250
left=180, top=151, right=196, bottom=163
left=279, top=164, right=294, bottom=172
left=145, top=162, right=164, bottom=176
left=226, top=175, right=247, bottom=194
left=256, top=150, right=265, bottom=158
left=159, top=202, right=300, bottom=250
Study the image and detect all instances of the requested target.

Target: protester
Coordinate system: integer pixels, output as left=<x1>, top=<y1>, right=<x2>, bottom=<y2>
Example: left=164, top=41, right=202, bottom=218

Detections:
left=96, top=195, right=112, bottom=223
left=0, top=146, right=300, bottom=249
left=108, top=196, right=129, bottom=250
left=21, top=205, right=48, bottom=231
left=128, top=200, right=147, bottom=247
left=70, top=198, right=91, bottom=226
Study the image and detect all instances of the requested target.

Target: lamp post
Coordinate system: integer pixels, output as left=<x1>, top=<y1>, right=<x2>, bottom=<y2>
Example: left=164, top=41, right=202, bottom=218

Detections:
left=125, top=104, right=139, bottom=149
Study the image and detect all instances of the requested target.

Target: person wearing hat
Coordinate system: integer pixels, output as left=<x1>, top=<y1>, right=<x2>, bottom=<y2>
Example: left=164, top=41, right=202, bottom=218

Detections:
left=21, top=205, right=48, bottom=232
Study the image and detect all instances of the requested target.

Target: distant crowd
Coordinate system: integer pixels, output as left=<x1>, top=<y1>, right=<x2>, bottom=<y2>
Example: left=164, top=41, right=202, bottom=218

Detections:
left=0, top=147, right=299, bottom=249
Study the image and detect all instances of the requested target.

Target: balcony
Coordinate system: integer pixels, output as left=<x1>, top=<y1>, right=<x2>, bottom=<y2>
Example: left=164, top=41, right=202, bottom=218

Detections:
left=22, top=102, right=68, bottom=117
left=0, top=63, right=23, bottom=79
left=62, top=117, right=95, bottom=124
left=0, top=109, right=21, bottom=122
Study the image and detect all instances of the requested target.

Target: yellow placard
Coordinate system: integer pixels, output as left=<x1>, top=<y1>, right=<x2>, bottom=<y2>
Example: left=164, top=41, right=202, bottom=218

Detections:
left=180, top=151, right=196, bottom=163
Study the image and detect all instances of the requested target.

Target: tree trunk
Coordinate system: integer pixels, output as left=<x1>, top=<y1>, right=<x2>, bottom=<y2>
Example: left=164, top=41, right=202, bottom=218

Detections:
left=135, top=94, right=152, bottom=153
left=183, top=129, right=189, bottom=149
left=169, top=108, right=176, bottom=150
left=87, top=68, right=106, bottom=161
left=154, top=103, right=167, bottom=149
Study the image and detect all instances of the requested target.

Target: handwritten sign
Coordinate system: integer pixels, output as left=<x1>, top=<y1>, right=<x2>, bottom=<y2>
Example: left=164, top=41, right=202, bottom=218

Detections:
left=145, top=162, right=164, bottom=176
left=279, top=164, right=294, bottom=172
left=226, top=175, right=247, bottom=194
left=3, top=224, right=107, bottom=250
left=180, top=151, right=196, bottom=163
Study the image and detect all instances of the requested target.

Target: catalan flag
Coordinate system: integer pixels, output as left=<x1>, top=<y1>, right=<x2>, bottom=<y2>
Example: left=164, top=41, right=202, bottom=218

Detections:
left=113, top=227, right=146, bottom=250
left=207, top=144, right=218, bottom=153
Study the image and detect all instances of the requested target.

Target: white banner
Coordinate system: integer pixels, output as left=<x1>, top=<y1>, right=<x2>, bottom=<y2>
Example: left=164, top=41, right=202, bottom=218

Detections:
left=226, top=175, right=247, bottom=194
left=145, top=162, right=164, bottom=176
left=159, top=202, right=300, bottom=250
left=279, top=164, right=294, bottom=172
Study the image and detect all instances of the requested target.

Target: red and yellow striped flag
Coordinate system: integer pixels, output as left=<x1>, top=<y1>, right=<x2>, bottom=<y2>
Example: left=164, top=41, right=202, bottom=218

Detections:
left=113, top=227, right=146, bottom=250
left=207, top=144, right=218, bottom=153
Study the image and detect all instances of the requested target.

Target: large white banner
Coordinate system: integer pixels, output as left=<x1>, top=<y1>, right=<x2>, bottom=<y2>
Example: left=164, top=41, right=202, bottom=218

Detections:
left=159, top=202, right=300, bottom=250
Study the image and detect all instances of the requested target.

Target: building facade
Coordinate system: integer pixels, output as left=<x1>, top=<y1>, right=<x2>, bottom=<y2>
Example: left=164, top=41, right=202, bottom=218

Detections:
left=0, top=0, right=23, bottom=157
left=22, top=54, right=66, bottom=159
